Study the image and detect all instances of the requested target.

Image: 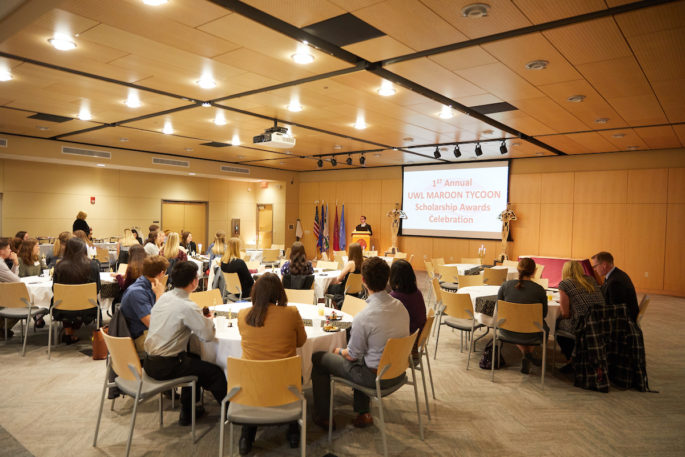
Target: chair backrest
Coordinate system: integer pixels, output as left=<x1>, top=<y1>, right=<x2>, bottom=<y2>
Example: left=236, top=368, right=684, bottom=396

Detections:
left=377, top=330, right=419, bottom=379
left=245, top=260, right=260, bottom=270
left=96, top=247, right=110, bottom=263
left=416, top=313, right=436, bottom=351
left=393, top=252, right=407, bottom=259
left=222, top=272, right=242, bottom=296
left=461, top=257, right=481, bottom=265
left=457, top=274, right=484, bottom=288
left=282, top=274, right=314, bottom=290
left=344, top=272, right=363, bottom=295
left=0, top=282, right=31, bottom=308
left=440, top=290, right=475, bottom=320
left=502, top=259, right=518, bottom=267
left=637, top=295, right=650, bottom=325
left=101, top=330, right=142, bottom=381
left=424, top=261, right=435, bottom=278
left=190, top=288, right=223, bottom=307
left=431, top=277, right=443, bottom=303
left=117, top=263, right=128, bottom=275
left=226, top=356, right=301, bottom=407
left=436, top=265, right=459, bottom=283
left=364, top=250, right=378, bottom=257
left=534, top=264, right=544, bottom=278
left=262, top=249, right=280, bottom=262
left=317, top=260, right=339, bottom=271
left=531, top=277, right=549, bottom=289
left=270, top=244, right=284, bottom=251
left=53, top=283, right=98, bottom=311
left=285, top=288, right=315, bottom=305
left=341, top=295, right=367, bottom=317
left=38, top=238, right=50, bottom=245
left=333, top=253, right=345, bottom=269
left=495, top=300, right=543, bottom=333
left=483, top=267, right=508, bottom=285
left=431, top=257, right=445, bottom=267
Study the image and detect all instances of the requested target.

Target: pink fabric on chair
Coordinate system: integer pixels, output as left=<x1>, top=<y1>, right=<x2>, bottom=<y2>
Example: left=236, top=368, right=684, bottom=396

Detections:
left=525, top=256, right=594, bottom=288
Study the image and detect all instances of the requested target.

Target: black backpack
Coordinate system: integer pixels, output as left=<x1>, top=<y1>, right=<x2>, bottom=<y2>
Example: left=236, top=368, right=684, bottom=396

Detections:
left=479, top=340, right=506, bottom=370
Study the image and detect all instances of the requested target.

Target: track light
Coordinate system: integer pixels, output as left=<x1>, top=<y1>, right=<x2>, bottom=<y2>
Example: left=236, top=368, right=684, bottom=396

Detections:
left=433, top=146, right=441, bottom=159
left=453, top=144, right=461, bottom=158
left=317, top=158, right=323, bottom=168
left=331, top=157, right=337, bottom=167
left=359, top=154, right=366, bottom=166
left=346, top=155, right=352, bottom=166
left=475, top=143, right=483, bottom=157
left=499, top=141, right=508, bottom=154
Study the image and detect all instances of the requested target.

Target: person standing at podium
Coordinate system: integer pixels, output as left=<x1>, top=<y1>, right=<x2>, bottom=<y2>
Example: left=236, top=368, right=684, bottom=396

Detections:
left=355, top=215, right=373, bottom=235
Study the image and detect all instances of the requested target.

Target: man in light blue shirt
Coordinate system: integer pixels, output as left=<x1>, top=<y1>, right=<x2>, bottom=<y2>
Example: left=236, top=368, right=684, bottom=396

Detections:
left=311, top=256, right=409, bottom=429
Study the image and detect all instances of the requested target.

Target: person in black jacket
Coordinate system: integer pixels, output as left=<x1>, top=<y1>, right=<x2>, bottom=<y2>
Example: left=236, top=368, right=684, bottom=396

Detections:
left=355, top=215, right=372, bottom=235
left=591, top=251, right=639, bottom=322
left=72, top=211, right=91, bottom=238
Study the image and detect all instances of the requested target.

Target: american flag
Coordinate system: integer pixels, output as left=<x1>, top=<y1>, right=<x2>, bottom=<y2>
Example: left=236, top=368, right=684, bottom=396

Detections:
left=313, top=206, right=320, bottom=247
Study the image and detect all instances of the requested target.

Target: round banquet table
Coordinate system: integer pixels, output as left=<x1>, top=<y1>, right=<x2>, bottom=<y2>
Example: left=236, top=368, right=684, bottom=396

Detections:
left=195, top=302, right=352, bottom=384
left=252, top=268, right=340, bottom=301
left=443, top=264, right=518, bottom=281
left=456, top=285, right=561, bottom=336
left=20, top=272, right=118, bottom=313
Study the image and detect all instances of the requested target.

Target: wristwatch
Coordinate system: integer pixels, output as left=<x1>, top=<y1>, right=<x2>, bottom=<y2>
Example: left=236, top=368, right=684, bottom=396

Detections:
left=338, top=348, right=343, bottom=357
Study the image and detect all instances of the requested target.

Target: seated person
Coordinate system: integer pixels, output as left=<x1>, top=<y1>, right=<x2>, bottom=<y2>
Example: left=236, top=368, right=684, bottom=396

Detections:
left=389, top=259, right=427, bottom=359
left=131, top=228, right=143, bottom=245
left=180, top=231, right=197, bottom=256
left=17, top=238, right=46, bottom=277
left=280, top=241, right=314, bottom=277
left=326, top=242, right=363, bottom=307
left=52, top=238, right=101, bottom=344
left=144, top=261, right=227, bottom=426
left=47, top=231, right=72, bottom=268
left=497, top=257, right=548, bottom=374
left=115, top=245, right=147, bottom=293
left=311, top=256, right=409, bottom=429
left=556, top=260, right=604, bottom=372
left=592, top=251, right=639, bottom=322
left=221, top=237, right=254, bottom=298
left=0, top=237, right=21, bottom=337
left=119, top=255, right=168, bottom=354
left=237, top=272, right=307, bottom=454
left=144, top=230, right=163, bottom=256
left=207, top=230, right=227, bottom=264
left=162, top=232, right=188, bottom=273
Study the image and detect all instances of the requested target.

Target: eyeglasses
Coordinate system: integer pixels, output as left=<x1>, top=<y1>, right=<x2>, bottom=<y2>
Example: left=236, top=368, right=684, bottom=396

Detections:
left=591, top=264, right=600, bottom=270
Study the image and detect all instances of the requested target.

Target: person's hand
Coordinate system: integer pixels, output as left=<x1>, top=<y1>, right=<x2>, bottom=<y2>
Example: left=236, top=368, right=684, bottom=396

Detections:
left=151, top=277, right=165, bottom=299
left=8, top=251, right=18, bottom=265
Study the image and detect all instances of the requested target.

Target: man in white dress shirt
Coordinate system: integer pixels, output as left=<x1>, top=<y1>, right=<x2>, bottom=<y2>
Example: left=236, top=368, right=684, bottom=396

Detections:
left=144, top=261, right=227, bottom=425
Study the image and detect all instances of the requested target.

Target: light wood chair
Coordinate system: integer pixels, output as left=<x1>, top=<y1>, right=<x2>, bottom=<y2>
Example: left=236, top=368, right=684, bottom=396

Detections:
left=483, top=267, right=508, bottom=286
left=364, top=250, right=378, bottom=257
left=284, top=247, right=291, bottom=260
left=116, top=263, right=128, bottom=275
left=316, top=260, right=339, bottom=271
left=222, top=272, right=243, bottom=302
left=413, top=311, right=436, bottom=420
left=436, top=265, right=459, bottom=283
left=93, top=330, right=198, bottom=457
left=240, top=251, right=247, bottom=260
left=220, top=356, right=305, bottom=457
left=285, top=288, right=315, bottom=305
left=270, top=244, right=284, bottom=251
left=431, top=257, right=445, bottom=267
left=48, top=282, right=99, bottom=359
left=534, top=264, right=545, bottom=279
left=0, top=282, right=48, bottom=356
left=333, top=253, right=345, bottom=269
left=393, top=252, right=408, bottom=260
left=502, top=259, right=518, bottom=268
left=245, top=260, right=260, bottom=271
left=457, top=274, right=484, bottom=288
left=424, top=261, right=436, bottom=306
left=435, top=290, right=484, bottom=360
left=344, top=272, right=363, bottom=295
left=341, top=295, right=367, bottom=317
left=531, top=277, right=549, bottom=289
left=96, top=246, right=111, bottom=269
left=190, top=288, right=223, bottom=308
left=492, top=300, right=547, bottom=385
left=637, top=295, right=650, bottom=327
left=261, top=248, right=280, bottom=265
left=461, top=257, right=481, bottom=265
left=328, top=330, right=423, bottom=457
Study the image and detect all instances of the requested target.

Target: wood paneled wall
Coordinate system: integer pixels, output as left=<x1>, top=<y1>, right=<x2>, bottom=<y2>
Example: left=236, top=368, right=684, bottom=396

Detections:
left=299, top=149, right=685, bottom=296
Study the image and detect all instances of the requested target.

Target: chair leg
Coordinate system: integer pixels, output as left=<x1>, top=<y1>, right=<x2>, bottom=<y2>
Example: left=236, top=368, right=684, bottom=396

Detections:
left=433, top=319, right=442, bottom=360
left=47, top=317, right=52, bottom=359
left=418, top=359, right=430, bottom=420
left=159, top=394, right=164, bottom=426
left=125, top=388, right=143, bottom=457
left=191, top=381, right=196, bottom=443
left=4, top=318, right=7, bottom=341
left=328, top=378, right=336, bottom=444
left=410, top=364, right=424, bottom=441
left=491, top=335, right=497, bottom=382
left=552, top=335, right=557, bottom=373
left=219, top=398, right=227, bottom=457
left=92, top=363, right=111, bottom=447
left=300, top=400, right=306, bottom=457
left=375, top=393, right=388, bottom=457
left=423, top=350, right=436, bottom=399
left=472, top=326, right=490, bottom=351
left=466, top=325, right=475, bottom=371
left=22, top=316, right=29, bottom=357
left=228, top=421, right=234, bottom=457
left=541, top=340, right=547, bottom=388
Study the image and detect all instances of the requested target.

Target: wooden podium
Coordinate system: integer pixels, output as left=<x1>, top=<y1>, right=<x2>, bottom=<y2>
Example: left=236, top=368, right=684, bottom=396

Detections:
left=351, top=231, right=371, bottom=250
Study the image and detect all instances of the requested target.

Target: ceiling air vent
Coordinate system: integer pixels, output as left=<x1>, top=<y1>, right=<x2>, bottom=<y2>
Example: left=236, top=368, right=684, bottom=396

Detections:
left=28, top=113, right=73, bottom=123
left=221, top=165, right=250, bottom=175
left=0, top=138, right=7, bottom=148
left=152, top=157, right=189, bottom=167
left=62, top=146, right=111, bottom=159
left=201, top=141, right=231, bottom=147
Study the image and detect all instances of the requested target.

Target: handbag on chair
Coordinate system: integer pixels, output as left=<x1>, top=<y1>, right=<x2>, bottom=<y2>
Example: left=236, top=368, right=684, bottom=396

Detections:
left=92, top=326, right=109, bottom=360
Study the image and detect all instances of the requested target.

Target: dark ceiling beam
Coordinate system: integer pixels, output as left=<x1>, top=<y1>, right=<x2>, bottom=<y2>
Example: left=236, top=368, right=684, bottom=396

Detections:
left=381, top=0, right=679, bottom=66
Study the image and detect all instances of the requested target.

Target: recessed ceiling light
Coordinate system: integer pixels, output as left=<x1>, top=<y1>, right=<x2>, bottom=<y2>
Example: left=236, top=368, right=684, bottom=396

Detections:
left=461, top=3, right=490, bottom=18
left=567, top=94, right=586, bottom=103
left=374, top=153, right=382, bottom=158
left=196, top=76, right=216, bottom=89
left=511, top=142, right=521, bottom=146
left=438, top=105, right=453, bottom=119
left=37, top=126, right=49, bottom=131
left=353, top=118, right=367, bottom=130
left=124, top=91, right=141, bottom=108
left=595, top=118, right=609, bottom=124
left=162, top=121, right=173, bottom=135
left=96, top=163, right=105, bottom=167
left=119, top=137, right=128, bottom=142
left=403, top=137, right=414, bottom=142
left=184, top=147, right=193, bottom=152
left=525, top=59, right=549, bottom=70
left=536, top=152, right=544, bottom=156
left=142, top=0, right=168, bottom=5
left=232, top=134, right=241, bottom=146
left=286, top=101, right=303, bottom=112
left=189, top=172, right=196, bottom=176
left=201, top=102, right=211, bottom=108
left=377, top=80, right=396, bottom=96
left=0, top=70, right=12, bottom=82
left=279, top=161, right=286, bottom=165
left=78, top=107, right=92, bottom=121
left=48, top=34, right=77, bottom=51
left=291, top=42, right=315, bottom=64
left=627, top=145, right=639, bottom=150
left=333, top=144, right=342, bottom=150
left=612, top=133, right=626, bottom=138
left=214, top=111, right=227, bottom=126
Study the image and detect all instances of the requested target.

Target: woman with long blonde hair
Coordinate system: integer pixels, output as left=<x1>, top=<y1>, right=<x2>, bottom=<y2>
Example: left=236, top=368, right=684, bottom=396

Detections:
left=47, top=231, right=72, bottom=267
left=220, top=237, right=253, bottom=297
left=556, top=260, right=605, bottom=372
left=162, top=232, right=187, bottom=263
left=207, top=230, right=227, bottom=263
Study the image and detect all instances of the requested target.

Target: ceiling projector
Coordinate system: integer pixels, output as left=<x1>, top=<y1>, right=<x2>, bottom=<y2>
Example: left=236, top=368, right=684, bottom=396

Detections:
left=252, top=126, right=295, bottom=148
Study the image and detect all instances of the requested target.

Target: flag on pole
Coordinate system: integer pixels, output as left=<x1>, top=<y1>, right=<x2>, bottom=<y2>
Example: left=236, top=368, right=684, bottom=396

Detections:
left=339, top=204, right=346, bottom=250
left=295, top=219, right=303, bottom=240
left=323, top=203, right=330, bottom=253
left=314, top=206, right=321, bottom=252
left=333, top=205, right=339, bottom=251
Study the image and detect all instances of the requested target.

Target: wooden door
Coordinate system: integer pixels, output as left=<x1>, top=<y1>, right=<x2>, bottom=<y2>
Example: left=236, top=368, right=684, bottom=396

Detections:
left=161, top=201, right=185, bottom=234
left=257, top=204, right=273, bottom=249
left=162, top=201, right=208, bottom=252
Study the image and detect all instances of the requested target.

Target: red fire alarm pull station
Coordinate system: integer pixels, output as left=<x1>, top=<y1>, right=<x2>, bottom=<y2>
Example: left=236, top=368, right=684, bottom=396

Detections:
left=91, top=196, right=96, bottom=204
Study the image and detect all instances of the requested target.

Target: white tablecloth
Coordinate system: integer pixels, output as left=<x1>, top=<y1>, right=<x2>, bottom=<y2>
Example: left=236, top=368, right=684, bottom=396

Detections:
left=196, top=302, right=351, bottom=383
left=456, top=285, right=560, bottom=336
left=253, top=268, right=341, bottom=301
left=443, top=264, right=517, bottom=281
left=21, top=272, right=116, bottom=312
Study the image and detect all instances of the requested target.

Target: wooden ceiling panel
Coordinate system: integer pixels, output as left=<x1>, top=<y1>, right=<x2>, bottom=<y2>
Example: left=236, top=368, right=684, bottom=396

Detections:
left=576, top=56, right=656, bottom=99
left=634, top=125, right=683, bottom=150
left=673, top=124, right=685, bottom=146
left=428, top=47, right=499, bottom=72
left=652, top=78, right=685, bottom=123
left=596, top=128, right=649, bottom=151
left=628, top=28, right=685, bottom=83
left=352, top=0, right=467, bottom=51
left=118, top=0, right=231, bottom=28
left=455, top=62, right=544, bottom=101
left=513, top=97, right=588, bottom=133
left=198, top=13, right=351, bottom=74
left=329, top=0, right=386, bottom=11
left=607, top=94, right=668, bottom=126
left=421, top=0, right=532, bottom=38
left=613, top=0, right=685, bottom=38
left=387, top=58, right=488, bottom=100
left=32, top=7, right=100, bottom=36
left=241, top=0, right=344, bottom=28
left=513, top=0, right=607, bottom=24
left=454, top=93, right=503, bottom=108
left=343, top=35, right=414, bottom=62
left=244, top=157, right=320, bottom=171
left=332, top=70, right=433, bottom=107
left=542, top=17, right=632, bottom=65
left=488, top=109, right=556, bottom=136
left=535, top=134, right=592, bottom=154
left=564, top=131, right=619, bottom=153
left=482, top=33, right=581, bottom=86
left=0, top=106, right=94, bottom=138
left=213, top=47, right=320, bottom=84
